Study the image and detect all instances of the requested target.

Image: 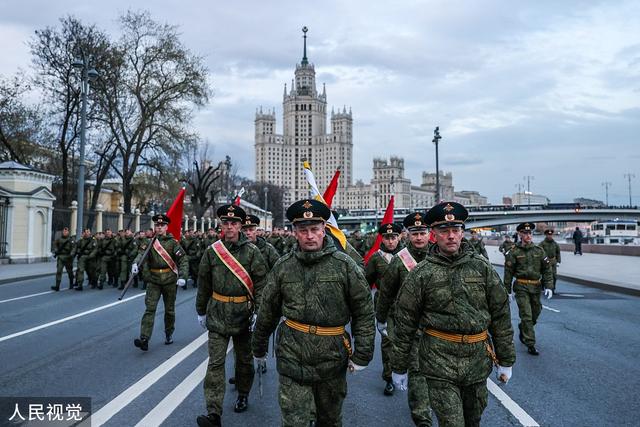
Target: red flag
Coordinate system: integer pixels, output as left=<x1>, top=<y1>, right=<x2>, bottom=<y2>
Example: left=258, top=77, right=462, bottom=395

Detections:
left=166, top=187, right=186, bottom=240
left=364, top=196, right=395, bottom=265
left=233, top=187, right=245, bottom=207
left=322, top=168, right=341, bottom=209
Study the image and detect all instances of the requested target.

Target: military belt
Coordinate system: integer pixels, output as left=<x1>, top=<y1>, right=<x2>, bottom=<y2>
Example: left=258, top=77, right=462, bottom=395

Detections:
left=284, top=319, right=345, bottom=336
left=516, top=278, right=541, bottom=285
left=150, top=268, right=172, bottom=273
left=425, top=328, right=488, bottom=344
left=212, top=291, right=249, bottom=303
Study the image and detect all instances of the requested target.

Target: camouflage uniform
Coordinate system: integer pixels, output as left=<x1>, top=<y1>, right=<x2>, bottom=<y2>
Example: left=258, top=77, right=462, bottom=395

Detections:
left=469, top=237, right=488, bottom=258
left=196, top=233, right=268, bottom=417
left=504, top=242, right=553, bottom=348
left=393, top=242, right=516, bottom=427
left=74, top=236, right=98, bottom=289
left=539, top=238, right=561, bottom=288
left=99, top=236, right=119, bottom=287
left=52, top=234, right=75, bottom=290
left=376, top=242, right=431, bottom=426
left=254, top=235, right=281, bottom=270
left=136, top=233, right=188, bottom=341
left=348, top=234, right=366, bottom=256
left=118, top=235, right=138, bottom=288
left=498, top=239, right=515, bottom=257
left=182, top=235, right=201, bottom=286
left=252, top=236, right=375, bottom=427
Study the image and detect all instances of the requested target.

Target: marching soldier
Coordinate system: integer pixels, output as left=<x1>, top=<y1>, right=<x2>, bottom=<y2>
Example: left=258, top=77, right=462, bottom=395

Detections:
left=468, top=229, right=489, bottom=258
left=348, top=229, right=366, bottom=256
left=74, top=228, right=98, bottom=291
left=242, top=214, right=280, bottom=270
left=51, top=227, right=75, bottom=291
left=181, top=229, right=201, bottom=288
left=499, top=234, right=515, bottom=258
left=132, top=214, right=188, bottom=351
left=196, top=205, right=268, bottom=427
left=98, top=228, right=119, bottom=288
left=118, top=229, right=138, bottom=290
left=539, top=229, right=561, bottom=290
left=252, top=199, right=375, bottom=427
left=392, top=202, right=515, bottom=427
left=365, top=222, right=404, bottom=396
left=504, top=222, right=554, bottom=356
left=376, top=212, right=431, bottom=426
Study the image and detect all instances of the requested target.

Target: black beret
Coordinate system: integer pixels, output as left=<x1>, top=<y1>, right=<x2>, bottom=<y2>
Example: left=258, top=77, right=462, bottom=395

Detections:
left=152, top=213, right=171, bottom=225
left=517, top=222, right=535, bottom=232
left=403, top=212, right=428, bottom=230
left=425, top=202, right=468, bottom=228
left=286, top=199, right=330, bottom=224
left=242, top=214, right=261, bottom=228
left=378, top=222, right=402, bottom=235
left=217, top=204, right=246, bottom=222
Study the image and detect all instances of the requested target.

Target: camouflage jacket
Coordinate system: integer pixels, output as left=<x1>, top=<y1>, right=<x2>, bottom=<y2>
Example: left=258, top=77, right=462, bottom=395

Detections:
left=196, top=234, right=268, bottom=336
left=53, top=236, right=75, bottom=258
left=254, top=236, right=281, bottom=270
left=375, top=242, right=429, bottom=324
left=118, top=236, right=138, bottom=259
left=348, top=236, right=366, bottom=256
left=539, top=239, right=561, bottom=265
left=181, top=236, right=201, bottom=258
left=364, top=241, right=405, bottom=287
left=392, top=242, right=515, bottom=378
left=252, top=236, right=375, bottom=383
left=469, top=238, right=488, bottom=258
left=135, top=233, right=188, bottom=285
left=98, top=237, right=118, bottom=257
left=504, top=242, right=553, bottom=292
left=499, top=240, right=515, bottom=255
left=75, top=237, right=98, bottom=259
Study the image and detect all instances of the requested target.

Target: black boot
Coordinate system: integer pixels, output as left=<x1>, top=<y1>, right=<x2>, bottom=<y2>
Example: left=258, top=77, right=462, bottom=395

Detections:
left=97, top=282, right=103, bottom=290
left=196, top=413, right=221, bottom=427
left=228, top=377, right=236, bottom=385
left=118, top=281, right=125, bottom=290
left=165, top=333, right=173, bottom=345
left=75, top=285, right=83, bottom=291
left=527, top=346, right=539, bottom=356
left=384, top=381, right=395, bottom=396
left=51, top=285, right=60, bottom=291
left=234, top=395, right=248, bottom=413
left=134, top=336, right=149, bottom=351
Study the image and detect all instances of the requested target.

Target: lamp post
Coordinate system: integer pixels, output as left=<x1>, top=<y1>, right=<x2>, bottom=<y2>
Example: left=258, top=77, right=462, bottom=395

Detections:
left=263, top=186, right=269, bottom=231
left=72, top=54, right=99, bottom=238
left=601, top=181, right=612, bottom=206
left=432, top=127, right=442, bottom=203
left=623, top=173, right=635, bottom=207
left=523, top=175, right=534, bottom=207
left=374, top=190, right=379, bottom=228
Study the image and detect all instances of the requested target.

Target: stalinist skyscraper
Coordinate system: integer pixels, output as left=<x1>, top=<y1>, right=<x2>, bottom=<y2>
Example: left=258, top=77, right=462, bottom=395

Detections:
left=255, top=27, right=353, bottom=208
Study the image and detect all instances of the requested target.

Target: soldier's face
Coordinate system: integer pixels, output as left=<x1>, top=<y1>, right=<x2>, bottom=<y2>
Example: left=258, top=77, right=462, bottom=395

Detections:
left=382, top=234, right=400, bottom=251
left=222, top=220, right=242, bottom=241
left=470, top=233, right=478, bottom=240
left=105, top=230, right=113, bottom=238
left=154, top=223, right=168, bottom=235
left=545, top=234, right=553, bottom=241
left=62, top=229, right=69, bottom=237
left=519, top=231, right=533, bottom=244
left=433, top=226, right=463, bottom=255
left=294, top=222, right=325, bottom=251
left=409, top=230, right=429, bottom=248
left=243, top=226, right=257, bottom=242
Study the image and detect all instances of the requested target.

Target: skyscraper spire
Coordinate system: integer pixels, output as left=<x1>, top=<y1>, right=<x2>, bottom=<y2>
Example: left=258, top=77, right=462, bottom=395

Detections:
left=301, top=26, right=309, bottom=65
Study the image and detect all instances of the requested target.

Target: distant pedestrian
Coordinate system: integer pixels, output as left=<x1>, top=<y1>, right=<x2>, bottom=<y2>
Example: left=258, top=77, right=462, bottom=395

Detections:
left=572, top=227, right=583, bottom=255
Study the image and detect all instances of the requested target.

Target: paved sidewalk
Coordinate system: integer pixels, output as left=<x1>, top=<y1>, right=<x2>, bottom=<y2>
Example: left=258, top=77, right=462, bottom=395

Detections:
left=0, top=261, right=57, bottom=284
left=487, top=246, right=639, bottom=295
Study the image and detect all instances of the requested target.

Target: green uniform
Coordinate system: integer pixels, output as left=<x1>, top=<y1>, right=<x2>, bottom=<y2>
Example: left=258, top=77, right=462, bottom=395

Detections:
left=53, top=235, right=75, bottom=290
left=118, top=236, right=138, bottom=286
left=469, top=238, right=488, bottom=258
left=181, top=235, right=201, bottom=286
left=99, top=236, right=119, bottom=287
left=364, top=242, right=404, bottom=384
left=392, top=242, right=516, bottom=427
left=196, top=233, right=268, bottom=417
left=74, top=236, right=98, bottom=289
left=348, top=235, right=366, bottom=256
left=504, top=242, right=553, bottom=347
left=539, top=238, right=561, bottom=288
left=376, top=242, right=431, bottom=426
left=252, top=236, right=375, bottom=427
left=136, top=233, right=188, bottom=340
left=254, top=236, right=280, bottom=270
left=499, top=240, right=515, bottom=257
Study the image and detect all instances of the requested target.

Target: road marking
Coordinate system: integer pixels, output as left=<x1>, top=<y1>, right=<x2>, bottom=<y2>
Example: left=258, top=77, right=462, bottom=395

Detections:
left=0, top=293, right=145, bottom=343
left=133, top=342, right=233, bottom=427
left=557, top=293, right=584, bottom=298
left=90, top=332, right=210, bottom=427
left=487, top=378, right=540, bottom=427
left=0, top=289, right=69, bottom=304
left=542, top=305, right=560, bottom=313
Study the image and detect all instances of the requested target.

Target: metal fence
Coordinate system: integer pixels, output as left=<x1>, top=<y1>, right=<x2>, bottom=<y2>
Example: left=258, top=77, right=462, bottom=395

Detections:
left=0, top=197, right=9, bottom=258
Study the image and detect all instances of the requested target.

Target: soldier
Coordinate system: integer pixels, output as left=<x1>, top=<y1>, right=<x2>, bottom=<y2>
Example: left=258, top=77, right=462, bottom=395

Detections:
left=51, top=227, right=75, bottom=291
left=364, top=222, right=404, bottom=396
left=242, top=215, right=280, bottom=270
left=118, top=229, right=138, bottom=290
left=499, top=234, right=515, bottom=258
left=504, top=222, right=554, bottom=356
left=468, top=229, right=489, bottom=258
left=202, top=228, right=218, bottom=248
left=252, top=199, right=375, bottom=427
left=181, top=229, right=201, bottom=289
left=376, top=212, right=431, bottom=426
left=539, top=229, right=561, bottom=291
left=98, top=228, right=119, bottom=288
left=131, top=214, right=188, bottom=351
left=195, top=205, right=268, bottom=427
left=74, top=228, right=98, bottom=291
left=392, top=202, right=515, bottom=427
left=348, top=229, right=366, bottom=256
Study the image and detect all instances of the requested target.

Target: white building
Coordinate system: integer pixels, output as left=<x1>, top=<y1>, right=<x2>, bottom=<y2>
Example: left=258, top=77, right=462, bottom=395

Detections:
left=512, top=192, right=550, bottom=205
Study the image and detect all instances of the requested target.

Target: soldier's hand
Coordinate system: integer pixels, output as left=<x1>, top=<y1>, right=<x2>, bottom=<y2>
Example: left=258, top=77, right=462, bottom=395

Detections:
left=391, top=372, right=408, bottom=391
left=197, top=314, right=207, bottom=329
left=496, top=365, right=512, bottom=384
left=376, top=321, right=388, bottom=337
left=348, top=359, right=366, bottom=373
left=508, top=293, right=514, bottom=303
left=544, top=289, right=553, bottom=299
left=131, top=263, right=139, bottom=275
left=249, top=313, right=258, bottom=332
left=177, top=279, right=186, bottom=288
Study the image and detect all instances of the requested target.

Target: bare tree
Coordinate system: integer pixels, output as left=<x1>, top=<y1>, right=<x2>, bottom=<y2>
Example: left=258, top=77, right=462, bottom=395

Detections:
left=185, top=154, right=231, bottom=219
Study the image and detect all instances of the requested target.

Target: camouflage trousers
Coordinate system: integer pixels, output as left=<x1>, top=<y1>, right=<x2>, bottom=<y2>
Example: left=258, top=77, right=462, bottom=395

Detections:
left=515, top=287, right=542, bottom=347
left=55, top=256, right=74, bottom=287
left=188, top=258, right=199, bottom=284
left=139, top=281, right=177, bottom=339
left=204, top=329, right=254, bottom=415
left=551, top=265, right=558, bottom=288
left=409, top=333, right=432, bottom=427
left=75, top=256, right=97, bottom=287
left=427, top=379, right=487, bottom=427
left=100, top=255, right=118, bottom=285
left=119, top=255, right=133, bottom=284
left=279, top=373, right=347, bottom=427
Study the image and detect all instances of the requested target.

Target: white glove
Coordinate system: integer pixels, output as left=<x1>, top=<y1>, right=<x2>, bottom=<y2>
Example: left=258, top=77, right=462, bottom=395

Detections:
left=198, top=314, right=207, bottom=329
left=254, top=354, right=267, bottom=363
left=249, top=313, right=257, bottom=332
left=508, top=293, right=514, bottom=302
left=392, top=372, right=408, bottom=391
left=177, top=279, right=186, bottom=288
left=348, top=359, right=366, bottom=373
left=131, top=263, right=139, bottom=274
left=544, top=289, right=553, bottom=299
left=376, top=321, right=388, bottom=337
left=496, top=365, right=512, bottom=384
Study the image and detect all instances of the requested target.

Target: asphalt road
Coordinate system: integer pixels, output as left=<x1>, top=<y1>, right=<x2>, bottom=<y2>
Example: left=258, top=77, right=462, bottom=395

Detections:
left=1, top=269, right=639, bottom=426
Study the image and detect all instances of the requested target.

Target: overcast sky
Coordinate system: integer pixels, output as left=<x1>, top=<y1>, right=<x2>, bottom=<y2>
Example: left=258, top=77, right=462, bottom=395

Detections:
left=1, top=0, right=639, bottom=205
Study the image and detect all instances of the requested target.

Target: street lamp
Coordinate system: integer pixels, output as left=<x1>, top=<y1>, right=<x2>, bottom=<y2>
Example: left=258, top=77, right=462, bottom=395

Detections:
left=374, top=190, right=379, bottom=228
left=432, top=127, right=442, bottom=203
left=263, top=186, right=269, bottom=231
left=72, top=54, right=99, bottom=239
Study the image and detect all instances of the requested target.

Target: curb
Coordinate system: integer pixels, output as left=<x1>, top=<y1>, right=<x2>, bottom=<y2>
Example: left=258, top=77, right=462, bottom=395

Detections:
left=0, top=272, right=56, bottom=286
left=491, top=262, right=640, bottom=297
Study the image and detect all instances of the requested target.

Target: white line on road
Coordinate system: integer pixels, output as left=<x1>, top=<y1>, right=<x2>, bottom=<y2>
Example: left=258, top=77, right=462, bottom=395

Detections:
left=0, top=293, right=145, bottom=343
left=487, top=378, right=540, bottom=427
left=89, top=332, right=209, bottom=427
left=542, top=305, right=560, bottom=313
left=557, top=293, right=584, bottom=298
left=133, top=342, right=233, bottom=427
left=0, top=289, right=68, bottom=304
